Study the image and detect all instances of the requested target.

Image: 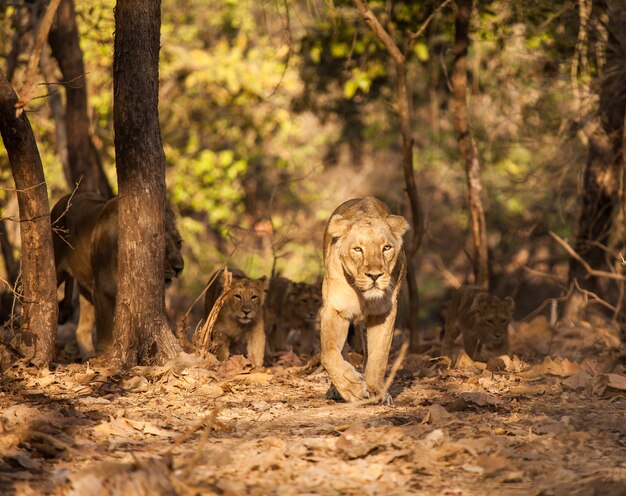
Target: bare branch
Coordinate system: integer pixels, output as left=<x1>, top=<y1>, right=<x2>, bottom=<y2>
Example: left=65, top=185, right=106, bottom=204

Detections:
left=16, top=0, right=62, bottom=117
left=352, top=0, right=404, bottom=65
left=549, top=231, right=626, bottom=281
left=408, top=0, right=453, bottom=43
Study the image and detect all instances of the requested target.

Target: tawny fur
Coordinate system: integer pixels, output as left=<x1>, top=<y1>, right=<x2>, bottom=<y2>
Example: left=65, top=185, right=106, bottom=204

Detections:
left=320, top=197, right=409, bottom=403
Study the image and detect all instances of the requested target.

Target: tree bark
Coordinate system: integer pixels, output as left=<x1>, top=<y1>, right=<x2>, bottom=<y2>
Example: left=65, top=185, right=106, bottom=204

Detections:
left=451, top=0, right=489, bottom=289
left=565, top=0, right=625, bottom=319
left=111, top=0, right=181, bottom=367
left=0, top=71, right=57, bottom=368
left=352, top=0, right=424, bottom=352
left=48, top=0, right=112, bottom=197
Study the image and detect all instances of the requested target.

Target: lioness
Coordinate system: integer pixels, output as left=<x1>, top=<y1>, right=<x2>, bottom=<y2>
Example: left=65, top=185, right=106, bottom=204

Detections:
left=441, top=286, right=513, bottom=362
left=264, top=277, right=322, bottom=357
left=320, top=197, right=409, bottom=403
left=204, top=268, right=268, bottom=368
left=51, top=192, right=184, bottom=356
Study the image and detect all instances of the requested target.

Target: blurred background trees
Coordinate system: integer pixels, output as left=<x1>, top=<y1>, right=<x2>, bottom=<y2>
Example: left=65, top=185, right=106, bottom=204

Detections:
left=1, top=0, right=624, bottom=337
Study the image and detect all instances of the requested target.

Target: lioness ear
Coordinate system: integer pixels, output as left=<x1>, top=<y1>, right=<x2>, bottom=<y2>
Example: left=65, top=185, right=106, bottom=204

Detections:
left=327, top=214, right=352, bottom=239
left=386, top=214, right=410, bottom=238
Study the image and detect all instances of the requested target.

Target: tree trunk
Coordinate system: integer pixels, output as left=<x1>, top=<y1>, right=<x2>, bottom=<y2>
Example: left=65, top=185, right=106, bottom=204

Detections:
left=48, top=0, right=112, bottom=197
left=450, top=0, right=489, bottom=289
left=111, top=0, right=181, bottom=367
left=565, top=0, right=625, bottom=319
left=352, top=0, right=425, bottom=353
left=0, top=71, right=57, bottom=368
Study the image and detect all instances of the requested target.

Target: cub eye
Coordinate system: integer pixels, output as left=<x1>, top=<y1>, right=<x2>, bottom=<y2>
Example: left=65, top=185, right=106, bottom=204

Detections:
left=234, top=294, right=242, bottom=300
left=353, top=247, right=363, bottom=254
left=251, top=295, right=258, bottom=301
left=382, top=245, right=393, bottom=252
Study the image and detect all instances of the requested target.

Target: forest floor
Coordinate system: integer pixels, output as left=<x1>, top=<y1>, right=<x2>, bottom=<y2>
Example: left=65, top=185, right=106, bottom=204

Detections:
left=1, top=316, right=625, bottom=496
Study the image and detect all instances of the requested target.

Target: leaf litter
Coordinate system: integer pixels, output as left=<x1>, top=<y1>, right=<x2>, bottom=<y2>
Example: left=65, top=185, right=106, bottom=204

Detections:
left=0, top=317, right=624, bottom=495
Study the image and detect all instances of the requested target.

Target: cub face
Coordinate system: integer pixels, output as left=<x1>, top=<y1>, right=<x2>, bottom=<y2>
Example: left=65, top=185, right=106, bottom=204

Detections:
left=224, top=276, right=268, bottom=325
left=288, top=281, right=322, bottom=323
left=469, top=292, right=513, bottom=356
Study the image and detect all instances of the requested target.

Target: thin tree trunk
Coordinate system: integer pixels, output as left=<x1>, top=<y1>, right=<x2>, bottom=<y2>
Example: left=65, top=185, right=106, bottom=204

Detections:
left=48, top=0, right=112, bottom=197
left=352, top=0, right=424, bottom=352
left=111, top=0, right=181, bottom=367
left=0, top=71, right=57, bottom=368
left=451, top=0, right=489, bottom=289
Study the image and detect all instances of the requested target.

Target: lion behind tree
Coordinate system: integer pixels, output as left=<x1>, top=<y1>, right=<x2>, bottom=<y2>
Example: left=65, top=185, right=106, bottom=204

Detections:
left=320, top=196, right=409, bottom=404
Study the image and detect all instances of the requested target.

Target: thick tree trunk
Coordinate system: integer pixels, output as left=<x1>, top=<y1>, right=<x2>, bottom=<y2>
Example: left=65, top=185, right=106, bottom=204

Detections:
left=451, top=0, right=489, bottom=289
left=0, top=71, right=57, bottom=368
left=48, top=0, right=112, bottom=197
left=111, top=0, right=181, bottom=367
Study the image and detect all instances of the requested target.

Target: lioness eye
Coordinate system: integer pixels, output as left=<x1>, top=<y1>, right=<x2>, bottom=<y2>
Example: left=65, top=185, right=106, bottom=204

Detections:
left=353, top=247, right=363, bottom=253
left=383, top=245, right=392, bottom=252
left=234, top=294, right=242, bottom=300
left=251, top=295, right=258, bottom=301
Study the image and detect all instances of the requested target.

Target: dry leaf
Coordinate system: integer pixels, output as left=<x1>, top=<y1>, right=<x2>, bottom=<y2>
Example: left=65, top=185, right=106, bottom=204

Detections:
left=459, top=392, right=503, bottom=407
left=233, top=372, right=273, bottom=385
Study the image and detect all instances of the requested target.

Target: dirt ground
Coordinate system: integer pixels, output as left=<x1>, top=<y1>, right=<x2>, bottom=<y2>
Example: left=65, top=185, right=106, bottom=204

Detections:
left=1, top=316, right=625, bottom=496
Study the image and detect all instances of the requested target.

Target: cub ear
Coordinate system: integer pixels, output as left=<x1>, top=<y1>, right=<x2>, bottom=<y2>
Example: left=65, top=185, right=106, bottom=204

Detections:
left=386, top=214, right=410, bottom=238
left=469, top=291, right=490, bottom=312
left=327, top=214, right=352, bottom=239
left=257, top=275, right=269, bottom=291
left=504, top=296, right=515, bottom=312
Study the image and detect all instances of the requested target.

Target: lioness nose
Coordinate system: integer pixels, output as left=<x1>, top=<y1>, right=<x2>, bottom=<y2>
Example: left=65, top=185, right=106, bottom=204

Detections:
left=366, top=272, right=383, bottom=283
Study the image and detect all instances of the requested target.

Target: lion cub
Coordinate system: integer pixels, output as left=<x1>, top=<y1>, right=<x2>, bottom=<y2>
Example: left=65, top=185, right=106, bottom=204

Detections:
left=264, top=277, right=322, bottom=356
left=204, top=268, right=268, bottom=368
left=441, top=286, right=513, bottom=362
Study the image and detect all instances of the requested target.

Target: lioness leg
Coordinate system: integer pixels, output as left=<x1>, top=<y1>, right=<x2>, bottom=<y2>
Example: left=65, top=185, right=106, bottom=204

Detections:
left=364, top=306, right=397, bottom=404
left=246, top=321, right=266, bottom=368
left=76, top=294, right=96, bottom=358
left=320, top=306, right=368, bottom=402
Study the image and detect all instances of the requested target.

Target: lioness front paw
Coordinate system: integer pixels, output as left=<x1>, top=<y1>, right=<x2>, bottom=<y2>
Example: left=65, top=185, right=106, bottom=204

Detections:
left=379, top=392, right=393, bottom=406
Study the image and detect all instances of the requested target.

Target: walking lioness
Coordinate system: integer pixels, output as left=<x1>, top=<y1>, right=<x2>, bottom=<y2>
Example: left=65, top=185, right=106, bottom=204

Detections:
left=320, top=197, right=409, bottom=404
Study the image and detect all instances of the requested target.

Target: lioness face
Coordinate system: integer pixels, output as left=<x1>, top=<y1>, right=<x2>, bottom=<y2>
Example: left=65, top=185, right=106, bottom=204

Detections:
left=226, top=277, right=267, bottom=325
left=340, top=219, right=402, bottom=300
left=164, top=207, right=184, bottom=285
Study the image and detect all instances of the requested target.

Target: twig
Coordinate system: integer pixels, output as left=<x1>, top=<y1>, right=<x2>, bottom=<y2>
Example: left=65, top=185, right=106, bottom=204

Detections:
left=572, top=278, right=617, bottom=313
left=267, top=0, right=292, bottom=99
left=193, top=268, right=232, bottom=355
left=549, top=231, right=626, bottom=281
left=15, top=0, right=62, bottom=117
left=166, top=404, right=221, bottom=457
left=432, top=254, right=462, bottom=289
left=408, top=0, right=452, bottom=43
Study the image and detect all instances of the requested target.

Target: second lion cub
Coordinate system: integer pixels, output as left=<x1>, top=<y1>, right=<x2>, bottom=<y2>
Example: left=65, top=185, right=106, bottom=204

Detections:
left=442, top=286, right=513, bottom=362
left=204, top=268, right=268, bottom=368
